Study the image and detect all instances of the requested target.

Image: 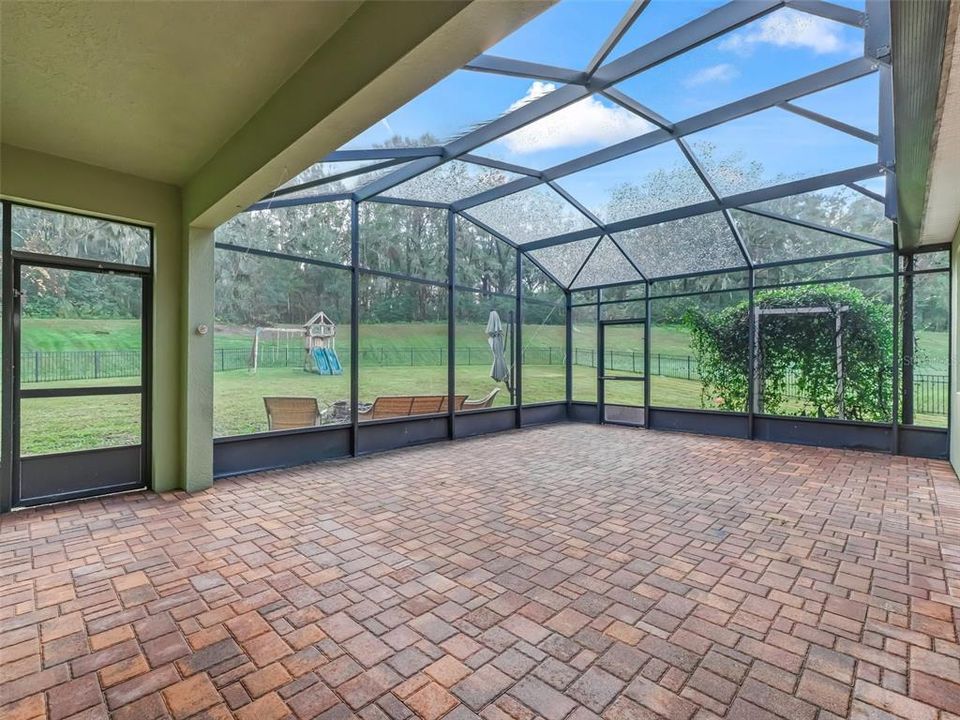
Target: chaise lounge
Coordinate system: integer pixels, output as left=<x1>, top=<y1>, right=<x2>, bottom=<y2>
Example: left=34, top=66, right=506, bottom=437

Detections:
left=359, top=394, right=467, bottom=420
left=265, top=389, right=502, bottom=429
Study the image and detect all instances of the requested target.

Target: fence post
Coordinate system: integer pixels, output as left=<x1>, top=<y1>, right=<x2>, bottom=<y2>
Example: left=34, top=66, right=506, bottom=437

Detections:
left=94, top=351, right=101, bottom=379
left=686, top=355, right=691, bottom=380
left=34, top=351, right=39, bottom=382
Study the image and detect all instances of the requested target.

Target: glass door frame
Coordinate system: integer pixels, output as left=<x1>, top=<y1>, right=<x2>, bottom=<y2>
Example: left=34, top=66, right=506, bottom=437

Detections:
left=1, top=200, right=153, bottom=509
left=598, top=318, right=650, bottom=427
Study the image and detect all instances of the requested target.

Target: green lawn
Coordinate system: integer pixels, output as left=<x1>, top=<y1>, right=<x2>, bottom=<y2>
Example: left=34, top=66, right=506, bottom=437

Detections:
left=21, top=394, right=141, bottom=455
left=18, top=317, right=951, bottom=374
left=8, top=318, right=949, bottom=454
left=213, top=364, right=723, bottom=438
left=20, top=318, right=143, bottom=351
left=213, top=363, right=572, bottom=437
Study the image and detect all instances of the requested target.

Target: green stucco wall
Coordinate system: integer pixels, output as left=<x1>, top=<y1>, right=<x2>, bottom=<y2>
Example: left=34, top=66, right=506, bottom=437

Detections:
left=181, top=226, right=214, bottom=490
left=0, top=144, right=186, bottom=492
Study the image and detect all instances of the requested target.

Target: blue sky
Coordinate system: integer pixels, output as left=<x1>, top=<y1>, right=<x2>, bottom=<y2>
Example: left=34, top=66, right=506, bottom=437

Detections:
left=338, top=0, right=879, bottom=209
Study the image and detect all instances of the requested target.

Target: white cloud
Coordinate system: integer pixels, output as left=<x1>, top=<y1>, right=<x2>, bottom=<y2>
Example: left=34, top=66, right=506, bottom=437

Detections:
left=683, top=63, right=740, bottom=88
left=498, top=82, right=654, bottom=154
left=719, top=9, right=860, bottom=56
left=504, top=80, right=557, bottom=114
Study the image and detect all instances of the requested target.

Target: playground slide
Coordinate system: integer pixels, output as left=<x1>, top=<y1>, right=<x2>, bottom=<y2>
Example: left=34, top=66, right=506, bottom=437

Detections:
left=325, top=348, right=343, bottom=375
left=311, top=348, right=331, bottom=375
left=310, top=348, right=343, bottom=375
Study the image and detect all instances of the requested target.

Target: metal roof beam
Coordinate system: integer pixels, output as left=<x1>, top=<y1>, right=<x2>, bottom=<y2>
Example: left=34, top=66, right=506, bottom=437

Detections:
left=846, top=181, right=884, bottom=203
left=363, top=196, right=451, bottom=210
left=585, top=0, right=651, bottom=77
left=520, top=164, right=882, bottom=250
left=355, top=84, right=589, bottom=200
left=566, top=238, right=605, bottom=288
left=673, top=138, right=753, bottom=268
left=455, top=57, right=875, bottom=211
left=359, top=0, right=781, bottom=201
left=600, top=88, right=675, bottom=130
left=247, top=192, right=352, bottom=212
left=785, top=0, right=866, bottom=27
left=778, top=102, right=879, bottom=143
left=605, top=234, right=650, bottom=283
left=734, top=206, right=892, bottom=248
left=323, top=147, right=444, bottom=161
left=591, top=0, right=781, bottom=86
left=457, top=212, right=569, bottom=289
left=263, top=158, right=409, bottom=201
left=464, top=55, right=588, bottom=85
left=550, top=59, right=875, bottom=180
left=455, top=211, right=518, bottom=250
left=460, top=154, right=543, bottom=178
left=547, top=181, right=606, bottom=231
left=541, top=181, right=651, bottom=284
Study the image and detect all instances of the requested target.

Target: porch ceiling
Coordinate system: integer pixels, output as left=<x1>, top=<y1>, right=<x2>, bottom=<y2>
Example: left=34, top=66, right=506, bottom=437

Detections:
left=891, top=0, right=960, bottom=248
left=0, top=1, right=363, bottom=184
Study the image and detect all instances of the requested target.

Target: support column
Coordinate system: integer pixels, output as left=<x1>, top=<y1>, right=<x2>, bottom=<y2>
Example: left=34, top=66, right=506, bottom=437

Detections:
left=892, top=239, right=901, bottom=455
left=748, top=268, right=758, bottom=429
left=181, top=225, right=215, bottom=491
left=1, top=203, right=13, bottom=512
left=901, top=255, right=915, bottom=425
left=448, top=210, right=456, bottom=439
left=644, top=283, right=651, bottom=425
left=515, top=253, right=523, bottom=427
left=951, top=228, right=960, bottom=476
left=565, top=291, right=573, bottom=412
left=350, top=201, right=360, bottom=456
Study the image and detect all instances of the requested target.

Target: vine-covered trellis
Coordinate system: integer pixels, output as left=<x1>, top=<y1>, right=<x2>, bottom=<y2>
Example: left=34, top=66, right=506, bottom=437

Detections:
left=684, top=285, right=893, bottom=421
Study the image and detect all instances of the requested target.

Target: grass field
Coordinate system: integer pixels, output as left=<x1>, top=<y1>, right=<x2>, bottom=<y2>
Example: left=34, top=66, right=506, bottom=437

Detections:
left=20, top=363, right=940, bottom=455
left=20, top=318, right=144, bottom=351
left=8, top=318, right=950, bottom=454
left=18, top=317, right=950, bottom=374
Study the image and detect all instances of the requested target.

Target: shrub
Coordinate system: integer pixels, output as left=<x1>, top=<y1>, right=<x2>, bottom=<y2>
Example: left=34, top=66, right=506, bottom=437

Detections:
left=683, top=284, right=892, bottom=420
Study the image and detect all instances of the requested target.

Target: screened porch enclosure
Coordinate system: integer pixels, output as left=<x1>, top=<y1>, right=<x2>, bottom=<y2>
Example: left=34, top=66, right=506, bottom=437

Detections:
left=212, top=0, right=951, bottom=475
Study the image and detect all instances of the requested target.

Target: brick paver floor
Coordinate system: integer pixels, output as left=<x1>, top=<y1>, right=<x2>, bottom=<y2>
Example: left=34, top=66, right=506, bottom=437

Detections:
left=2, top=423, right=959, bottom=720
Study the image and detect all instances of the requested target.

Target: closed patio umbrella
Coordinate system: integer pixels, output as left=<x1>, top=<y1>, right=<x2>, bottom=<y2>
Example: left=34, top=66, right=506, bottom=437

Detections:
left=486, top=310, right=510, bottom=383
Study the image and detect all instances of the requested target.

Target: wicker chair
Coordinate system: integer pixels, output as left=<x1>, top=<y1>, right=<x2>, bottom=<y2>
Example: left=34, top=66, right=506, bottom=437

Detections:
left=263, top=396, right=321, bottom=431
left=462, top=388, right=500, bottom=411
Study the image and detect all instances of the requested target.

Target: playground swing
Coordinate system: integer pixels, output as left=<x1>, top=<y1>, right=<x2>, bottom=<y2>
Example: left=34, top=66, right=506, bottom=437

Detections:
left=249, top=327, right=301, bottom=371
left=249, top=311, right=343, bottom=375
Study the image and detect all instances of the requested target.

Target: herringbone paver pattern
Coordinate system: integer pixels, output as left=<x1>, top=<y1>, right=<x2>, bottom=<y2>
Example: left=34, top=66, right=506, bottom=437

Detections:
left=2, top=424, right=959, bottom=720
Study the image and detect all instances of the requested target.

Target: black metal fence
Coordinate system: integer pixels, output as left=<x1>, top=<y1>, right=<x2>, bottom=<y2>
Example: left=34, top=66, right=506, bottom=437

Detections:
left=19, top=347, right=949, bottom=417
left=914, top=374, right=950, bottom=417
left=215, top=345, right=571, bottom=371
left=18, top=350, right=142, bottom=384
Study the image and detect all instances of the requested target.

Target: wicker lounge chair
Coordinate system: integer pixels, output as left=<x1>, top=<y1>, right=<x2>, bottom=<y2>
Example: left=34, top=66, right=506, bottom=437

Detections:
left=462, top=388, right=500, bottom=410
left=263, top=396, right=321, bottom=431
